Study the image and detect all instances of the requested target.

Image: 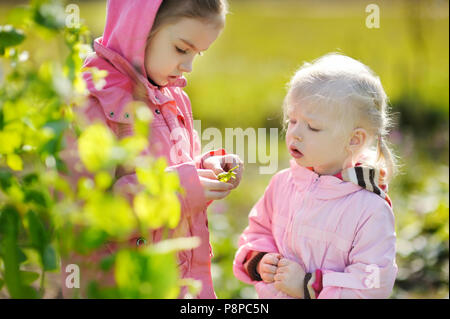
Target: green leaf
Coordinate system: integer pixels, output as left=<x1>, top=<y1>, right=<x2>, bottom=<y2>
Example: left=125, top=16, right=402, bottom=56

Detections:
left=0, top=108, right=4, bottom=130
left=134, top=192, right=163, bottom=229
left=0, top=25, right=25, bottom=51
left=6, top=153, right=23, bottom=171
left=0, top=131, right=22, bottom=154
left=24, top=189, right=49, bottom=207
left=217, top=165, right=239, bottom=183
left=76, top=228, right=108, bottom=252
left=27, top=210, right=48, bottom=251
left=94, top=171, right=113, bottom=191
left=32, top=1, right=65, bottom=31
left=114, top=249, right=179, bottom=298
left=17, top=247, right=27, bottom=264
left=100, top=254, right=116, bottom=272
left=78, top=124, right=117, bottom=173
left=43, top=119, right=69, bottom=137
left=23, top=173, right=39, bottom=186
left=19, top=271, right=40, bottom=285
left=0, top=170, right=13, bottom=190
left=86, top=281, right=119, bottom=299
left=18, top=285, right=40, bottom=299
left=84, top=194, right=137, bottom=239
left=42, top=244, right=57, bottom=271
left=0, top=206, right=22, bottom=298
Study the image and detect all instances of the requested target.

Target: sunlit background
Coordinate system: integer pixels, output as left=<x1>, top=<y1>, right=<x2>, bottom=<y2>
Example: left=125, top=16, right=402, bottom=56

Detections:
left=1, top=0, right=448, bottom=298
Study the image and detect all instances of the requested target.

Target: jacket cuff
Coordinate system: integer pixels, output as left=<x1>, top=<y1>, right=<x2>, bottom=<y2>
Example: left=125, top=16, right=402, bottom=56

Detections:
left=304, top=269, right=323, bottom=299
left=244, top=252, right=267, bottom=282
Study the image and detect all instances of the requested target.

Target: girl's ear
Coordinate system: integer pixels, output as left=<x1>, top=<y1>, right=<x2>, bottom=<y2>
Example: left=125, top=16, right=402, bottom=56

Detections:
left=348, top=128, right=368, bottom=152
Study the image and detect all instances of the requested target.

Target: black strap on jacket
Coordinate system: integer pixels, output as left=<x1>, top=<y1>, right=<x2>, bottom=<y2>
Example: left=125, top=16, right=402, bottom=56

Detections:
left=246, top=252, right=267, bottom=281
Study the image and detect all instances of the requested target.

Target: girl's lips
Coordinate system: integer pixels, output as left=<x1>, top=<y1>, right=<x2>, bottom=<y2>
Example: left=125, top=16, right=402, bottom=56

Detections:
left=289, top=146, right=303, bottom=159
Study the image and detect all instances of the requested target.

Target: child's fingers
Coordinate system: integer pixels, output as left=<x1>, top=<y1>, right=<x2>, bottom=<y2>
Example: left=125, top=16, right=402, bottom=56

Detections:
left=274, top=273, right=284, bottom=282
left=263, top=253, right=281, bottom=266
left=200, top=177, right=234, bottom=191
left=221, top=154, right=241, bottom=169
left=202, top=160, right=225, bottom=176
left=261, top=263, right=277, bottom=274
left=261, top=273, right=275, bottom=283
left=197, top=169, right=217, bottom=180
left=204, top=190, right=231, bottom=201
left=275, top=266, right=287, bottom=274
left=277, top=258, right=291, bottom=267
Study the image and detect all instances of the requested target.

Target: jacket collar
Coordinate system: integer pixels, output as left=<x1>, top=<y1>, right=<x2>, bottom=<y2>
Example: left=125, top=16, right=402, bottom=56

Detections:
left=289, top=159, right=392, bottom=206
left=81, top=39, right=187, bottom=125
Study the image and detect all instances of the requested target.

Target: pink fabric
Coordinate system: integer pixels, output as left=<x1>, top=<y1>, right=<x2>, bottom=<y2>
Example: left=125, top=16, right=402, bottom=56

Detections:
left=233, top=159, right=398, bottom=299
left=59, top=0, right=220, bottom=299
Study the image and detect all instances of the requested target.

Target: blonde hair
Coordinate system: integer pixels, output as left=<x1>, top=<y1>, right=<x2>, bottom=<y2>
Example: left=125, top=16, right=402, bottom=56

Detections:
left=283, top=53, right=398, bottom=183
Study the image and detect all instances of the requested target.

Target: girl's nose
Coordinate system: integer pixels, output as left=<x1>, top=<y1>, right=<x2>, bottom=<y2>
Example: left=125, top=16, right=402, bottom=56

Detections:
left=294, top=135, right=303, bottom=142
left=179, top=60, right=193, bottom=73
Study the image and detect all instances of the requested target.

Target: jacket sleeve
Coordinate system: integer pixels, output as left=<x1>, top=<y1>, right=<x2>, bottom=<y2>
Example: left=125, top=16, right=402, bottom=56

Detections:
left=61, top=97, right=210, bottom=219
left=233, top=175, right=279, bottom=285
left=58, top=97, right=211, bottom=297
left=115, top=128, right=229, bottom=214
left=107, top=112, right=211, bottom=217
left=317, top=200, right=398, bottom=299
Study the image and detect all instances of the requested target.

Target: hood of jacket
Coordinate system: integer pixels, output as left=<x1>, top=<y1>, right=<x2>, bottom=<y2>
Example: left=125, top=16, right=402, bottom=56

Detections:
left=81, top=0, right=187, bottom=125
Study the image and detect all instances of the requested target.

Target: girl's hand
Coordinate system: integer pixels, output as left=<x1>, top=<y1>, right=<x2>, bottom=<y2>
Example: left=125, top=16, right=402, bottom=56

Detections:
left=257, top=253, right=281, bottom=283
left=197, top=169, right=234, bottom=201
left=274, top=258, right=306, bottom=298
left=202, top=154, right=244, bottom=189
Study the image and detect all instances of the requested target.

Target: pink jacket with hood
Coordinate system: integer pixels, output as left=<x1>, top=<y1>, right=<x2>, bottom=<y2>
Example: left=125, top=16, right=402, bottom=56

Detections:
left=233, top=160, right=398, bottom=299
left=60, top=0, right=222, bottom=299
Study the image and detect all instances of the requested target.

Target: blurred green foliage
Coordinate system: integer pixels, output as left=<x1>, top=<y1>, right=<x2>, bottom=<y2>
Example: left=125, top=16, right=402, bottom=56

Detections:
left=0, top=0, right=200, bottom=299
left=0, top=0, right=448, bottom=299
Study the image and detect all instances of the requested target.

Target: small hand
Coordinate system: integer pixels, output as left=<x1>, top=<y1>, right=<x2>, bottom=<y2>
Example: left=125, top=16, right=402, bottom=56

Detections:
left=202, top=154, right=244, bottom=189
left=197, top=169, right=234, bottom=201
left=257, top=253, right=281, bottom=283
left=274, top=258, right=306, bottom=298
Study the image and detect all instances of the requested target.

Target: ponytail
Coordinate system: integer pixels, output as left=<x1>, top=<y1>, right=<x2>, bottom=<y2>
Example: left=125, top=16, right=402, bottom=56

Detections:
left=376, top=135, right=398, bottom=184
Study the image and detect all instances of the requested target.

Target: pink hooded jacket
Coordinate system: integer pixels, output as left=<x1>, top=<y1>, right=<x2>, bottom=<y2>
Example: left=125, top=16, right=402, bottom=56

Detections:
left=60, top=0, right=223, bottom=299
left=233, top=160, right=398, bottom=299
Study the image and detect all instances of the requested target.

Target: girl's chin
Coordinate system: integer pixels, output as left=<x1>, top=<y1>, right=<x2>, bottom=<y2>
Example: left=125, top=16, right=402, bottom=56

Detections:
left=293, top=157, right=305, bottom=165
left=147, top=75, right=165, bottom=87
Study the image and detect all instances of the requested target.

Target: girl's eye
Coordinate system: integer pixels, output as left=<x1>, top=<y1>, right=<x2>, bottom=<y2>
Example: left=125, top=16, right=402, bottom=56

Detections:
left=308, top=124, right=320, bottom=132
left=175, top=46, right=188, bottom=54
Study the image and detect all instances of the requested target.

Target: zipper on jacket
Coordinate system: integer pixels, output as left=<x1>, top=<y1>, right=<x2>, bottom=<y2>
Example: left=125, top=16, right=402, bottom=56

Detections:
left=288, top=174, right=320, bottom=268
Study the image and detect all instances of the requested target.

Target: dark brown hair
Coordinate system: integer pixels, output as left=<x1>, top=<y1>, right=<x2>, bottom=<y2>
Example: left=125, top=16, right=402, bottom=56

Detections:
left=149, top=0, right=229, bottom=40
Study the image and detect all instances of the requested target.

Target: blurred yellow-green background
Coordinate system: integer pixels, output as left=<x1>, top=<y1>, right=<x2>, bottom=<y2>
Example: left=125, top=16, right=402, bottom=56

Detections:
left=1, top=0, right=448, bottom=298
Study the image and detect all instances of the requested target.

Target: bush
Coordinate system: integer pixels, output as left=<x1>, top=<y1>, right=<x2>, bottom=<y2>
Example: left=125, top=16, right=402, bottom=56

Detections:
left=0, top=0, right=200, bottom=299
